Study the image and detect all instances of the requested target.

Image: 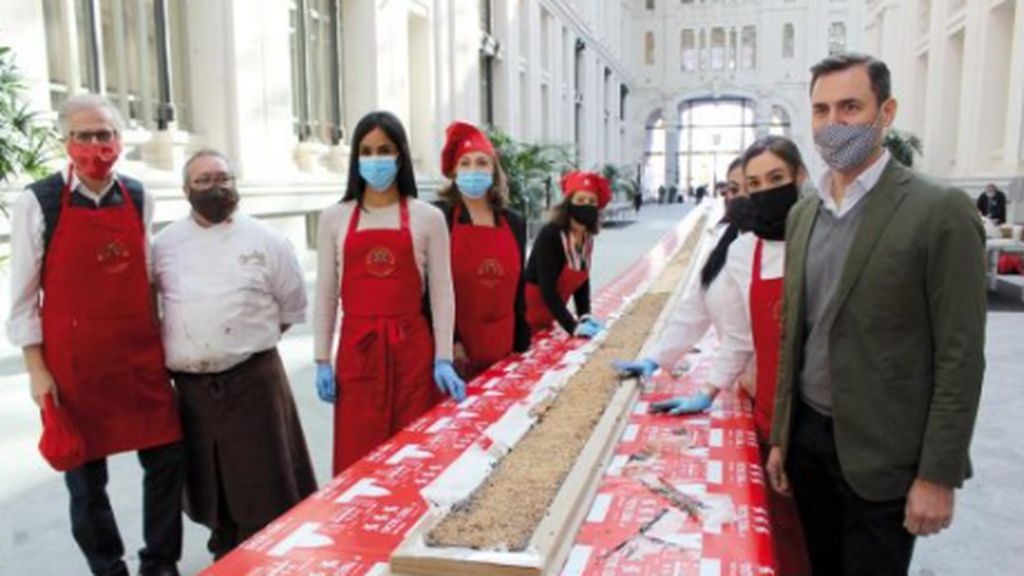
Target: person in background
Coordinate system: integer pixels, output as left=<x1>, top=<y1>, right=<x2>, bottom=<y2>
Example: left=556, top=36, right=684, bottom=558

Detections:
left=523, top=171, right=610, bottom=339
left=767, top=53, right=986, bottom=576
left=435, top=121, right=530, bottom=379
left=153, top=149, right=316, bottom=560
left=6, top=93, right=185, bottom=576
left=976, top=183, right=1007, bottom=225
left=313, top=111, right=464, bottom=476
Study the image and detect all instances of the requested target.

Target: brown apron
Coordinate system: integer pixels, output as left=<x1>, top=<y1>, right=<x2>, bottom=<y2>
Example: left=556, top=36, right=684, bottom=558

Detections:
left=174, top=348, right=316, bottom=535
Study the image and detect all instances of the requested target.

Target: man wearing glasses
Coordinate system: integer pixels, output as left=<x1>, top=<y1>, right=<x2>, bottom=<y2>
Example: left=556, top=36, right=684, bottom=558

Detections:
left=7, top=93, right=186, bottom=576
left=152, top=149, right=316, bottom=560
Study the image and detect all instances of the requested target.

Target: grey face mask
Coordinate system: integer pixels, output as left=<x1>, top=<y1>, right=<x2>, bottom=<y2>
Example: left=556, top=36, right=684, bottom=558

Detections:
left=814, top=112, right=885, bottom=172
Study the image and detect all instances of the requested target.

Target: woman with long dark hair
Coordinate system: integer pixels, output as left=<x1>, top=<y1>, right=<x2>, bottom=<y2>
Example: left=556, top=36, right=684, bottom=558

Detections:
left=312, top=111, right=465, bottom=475
left=435, top=121, right=530, bottom=379
left=618, top=137, right=811, bottom=575
left=613, top=157, right=752, bottom=409
left=522, top=171, right=610, bottom=339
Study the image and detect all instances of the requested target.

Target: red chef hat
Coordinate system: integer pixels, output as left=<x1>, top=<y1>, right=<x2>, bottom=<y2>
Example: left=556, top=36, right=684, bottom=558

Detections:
left=561, top=171, right=611, bottom=209
left=441, top=121, right=497, bottom=178
left=38, top=394, right=86, bottom=472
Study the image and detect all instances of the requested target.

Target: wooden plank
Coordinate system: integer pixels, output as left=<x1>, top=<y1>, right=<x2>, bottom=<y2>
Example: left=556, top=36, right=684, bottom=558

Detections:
left=531, top=379, right=640, bottom=573
left=391, top=212, right=708, bottom=576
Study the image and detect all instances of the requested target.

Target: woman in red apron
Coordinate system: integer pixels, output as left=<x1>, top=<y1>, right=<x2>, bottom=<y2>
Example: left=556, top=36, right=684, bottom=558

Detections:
left=435, top=122, right=530, bottom=379
left=742, top=136, right=811, bottom=576
left=523, top=171, right=611, bottom=339
left=312, top=112, right=464, bottom=475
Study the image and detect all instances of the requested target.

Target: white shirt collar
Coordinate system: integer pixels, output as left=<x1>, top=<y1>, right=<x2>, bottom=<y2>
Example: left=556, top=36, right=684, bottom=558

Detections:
left=67, top=169, right=118, bottom=205
left=817, top=149, right=891, bottom=217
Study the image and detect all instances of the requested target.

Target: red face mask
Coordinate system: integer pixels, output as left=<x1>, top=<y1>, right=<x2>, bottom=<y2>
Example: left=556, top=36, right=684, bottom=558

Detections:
left=68, top=140, right=122, bottom=181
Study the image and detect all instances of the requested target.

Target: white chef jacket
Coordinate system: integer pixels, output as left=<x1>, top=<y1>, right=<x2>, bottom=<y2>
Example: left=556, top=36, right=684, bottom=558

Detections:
left=644, top=223, right=784, bottom=389
left=153, top=213, right=307, bottom=373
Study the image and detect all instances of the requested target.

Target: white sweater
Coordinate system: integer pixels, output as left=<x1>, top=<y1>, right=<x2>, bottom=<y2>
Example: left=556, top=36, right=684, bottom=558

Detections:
left=313, top=198, right=455, bottom=362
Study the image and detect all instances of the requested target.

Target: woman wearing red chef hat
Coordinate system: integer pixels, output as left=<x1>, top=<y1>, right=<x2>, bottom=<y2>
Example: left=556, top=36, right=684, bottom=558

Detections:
left=523, top=171, right=610, bottom=339
left=435, top=121, right=531, bottom=379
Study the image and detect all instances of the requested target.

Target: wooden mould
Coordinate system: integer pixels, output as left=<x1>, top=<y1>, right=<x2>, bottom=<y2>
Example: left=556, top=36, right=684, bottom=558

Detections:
left=390, top=212, right=707, bottom=576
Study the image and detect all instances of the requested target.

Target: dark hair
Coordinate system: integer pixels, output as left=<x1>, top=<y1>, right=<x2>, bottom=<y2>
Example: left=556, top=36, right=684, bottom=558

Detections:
left=727, top=156, right=743, bottom=176
left=700, top=196, right=753, bottom=289
left=550, top=196, right=600, bottom=235
left=437, top=161, right=511, bottom=211
left=741, top=135, right=806, bottom=181
left=343, top=111, right=418, bottom=206
left=810, top=53, right=891, bottom=107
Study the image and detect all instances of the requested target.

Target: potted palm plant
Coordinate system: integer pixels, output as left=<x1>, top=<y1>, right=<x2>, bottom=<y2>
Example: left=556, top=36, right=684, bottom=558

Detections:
left=883, top=129, right=923, bottom=168
left=486, top=128, right=574, bottom=238
left=1, top=45, right=58, bottom=263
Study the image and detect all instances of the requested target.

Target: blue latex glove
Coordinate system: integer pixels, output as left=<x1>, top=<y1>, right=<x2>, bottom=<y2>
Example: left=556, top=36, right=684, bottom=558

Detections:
left=611, top=358, right=659, bottom=379
left=650, top=391, right=714, bottom=415
left=573, top=319, right=603, bottom=339
left=433, top=360, right=467, bottom=402
left=315, top=363, right=336, bottom=403
left=580, top=315, right=605, bottom=330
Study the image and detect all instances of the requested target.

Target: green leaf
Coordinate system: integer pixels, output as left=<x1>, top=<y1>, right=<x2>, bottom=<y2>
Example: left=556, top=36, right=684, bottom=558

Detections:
left=0, top=44, right=59, bottom=190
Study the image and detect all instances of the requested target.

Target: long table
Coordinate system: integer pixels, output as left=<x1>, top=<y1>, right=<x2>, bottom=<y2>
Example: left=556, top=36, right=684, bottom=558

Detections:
left=203, top=208, right=775, bottom=575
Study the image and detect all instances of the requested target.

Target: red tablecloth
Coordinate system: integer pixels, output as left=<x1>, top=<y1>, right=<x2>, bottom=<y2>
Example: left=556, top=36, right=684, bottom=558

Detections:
left=203, top=211, right=775, bottom=576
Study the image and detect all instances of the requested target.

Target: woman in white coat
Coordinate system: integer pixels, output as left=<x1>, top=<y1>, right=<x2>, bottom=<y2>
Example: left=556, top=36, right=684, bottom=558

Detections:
left=612, top=158, right=751, bottom=412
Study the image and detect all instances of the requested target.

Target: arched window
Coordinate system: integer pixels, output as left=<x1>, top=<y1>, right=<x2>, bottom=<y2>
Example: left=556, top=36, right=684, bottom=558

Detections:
left=677, top=99, right=756, bottom=188
left=644, top=31, right=656, bottom=65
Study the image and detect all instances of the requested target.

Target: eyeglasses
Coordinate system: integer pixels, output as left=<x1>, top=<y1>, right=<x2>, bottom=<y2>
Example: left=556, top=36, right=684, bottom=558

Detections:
left=70, top=129, right=118, bottom=144
left=191, top=174, right=236, bottom=189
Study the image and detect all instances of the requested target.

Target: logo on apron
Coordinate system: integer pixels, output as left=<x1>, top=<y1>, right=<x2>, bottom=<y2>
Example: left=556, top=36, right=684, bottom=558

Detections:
left=366, top=246, right=397, bottom=277
left=476, top=258, right=505, bottom=288
left=96, top=239, right=131, bottom=274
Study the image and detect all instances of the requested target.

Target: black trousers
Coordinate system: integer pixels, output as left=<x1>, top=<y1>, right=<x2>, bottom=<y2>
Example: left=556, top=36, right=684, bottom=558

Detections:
left=65, top=441, right=186, bottom=576
left=787, top=402, right=915, bottom=576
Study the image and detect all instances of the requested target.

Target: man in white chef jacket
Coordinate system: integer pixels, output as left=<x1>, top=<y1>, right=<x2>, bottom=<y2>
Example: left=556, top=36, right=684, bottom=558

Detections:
left=152, top=149, right=317, bottom=559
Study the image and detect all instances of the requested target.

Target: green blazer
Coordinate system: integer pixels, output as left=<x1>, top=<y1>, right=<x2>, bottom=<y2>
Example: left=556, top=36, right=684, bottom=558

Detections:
left=770, top=159, right=986, bottom=501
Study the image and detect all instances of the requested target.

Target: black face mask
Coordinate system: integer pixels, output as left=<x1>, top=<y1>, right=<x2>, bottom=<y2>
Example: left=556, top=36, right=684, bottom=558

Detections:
left=748, top=182, right=799, bottom=241
left=188, top=186, right=239, bottom=224
left=723, top=195, right=754, bottom=231
left=568, top=203, right=599, bottom=229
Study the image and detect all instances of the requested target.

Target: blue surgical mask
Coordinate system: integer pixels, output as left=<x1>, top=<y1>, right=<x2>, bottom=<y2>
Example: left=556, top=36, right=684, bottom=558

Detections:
left=455, top=170, right=493, bottom=199
left=359, top=156, right=399, bottom=192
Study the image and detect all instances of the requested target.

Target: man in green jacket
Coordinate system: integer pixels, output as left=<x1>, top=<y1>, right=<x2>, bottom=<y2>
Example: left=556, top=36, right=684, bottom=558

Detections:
left=765, top=53, right=986, bottom=576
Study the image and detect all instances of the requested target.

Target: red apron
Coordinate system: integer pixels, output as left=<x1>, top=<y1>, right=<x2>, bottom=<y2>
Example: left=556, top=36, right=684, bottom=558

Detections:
left=749, top=238, right=811, bottom=576
left=333, top=199, right=438, bottom=475
left=40, top=171, right=182, bottom=462
left=524, top=232, right=590, bottom=333
left=450, top=205, right=521, bottom=376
